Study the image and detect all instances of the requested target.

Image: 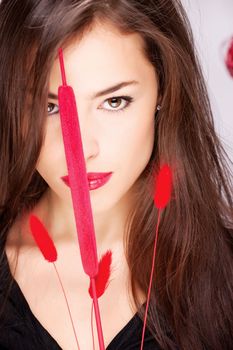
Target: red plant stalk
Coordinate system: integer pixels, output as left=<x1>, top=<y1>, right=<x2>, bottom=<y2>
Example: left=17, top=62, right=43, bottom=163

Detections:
left=29, top=214, right=80, bottom=350
left=91, top=302, right=96, bottom=350
left=58, top=48, right=105, bottom=350
left=140, top=164, right=173, bottom=350
left=89, top=251, right=112, bottom=349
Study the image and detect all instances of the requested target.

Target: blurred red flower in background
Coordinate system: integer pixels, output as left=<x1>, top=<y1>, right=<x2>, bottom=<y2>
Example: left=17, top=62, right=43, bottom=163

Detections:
left=226, top=37, right=233, bottom=77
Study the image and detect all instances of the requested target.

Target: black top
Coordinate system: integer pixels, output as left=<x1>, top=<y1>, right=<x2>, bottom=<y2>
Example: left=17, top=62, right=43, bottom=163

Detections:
left=0, top=251, right=161, bottom=349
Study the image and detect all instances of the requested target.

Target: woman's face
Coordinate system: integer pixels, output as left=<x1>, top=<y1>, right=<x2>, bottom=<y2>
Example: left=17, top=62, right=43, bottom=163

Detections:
left=36, top=21, right=159, bottom=213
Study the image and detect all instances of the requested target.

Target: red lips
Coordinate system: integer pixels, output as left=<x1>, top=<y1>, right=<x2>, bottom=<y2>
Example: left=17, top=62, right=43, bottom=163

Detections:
left=87, top=172, right=112, bottom=181
left=61, top=172, right=113, bottom=190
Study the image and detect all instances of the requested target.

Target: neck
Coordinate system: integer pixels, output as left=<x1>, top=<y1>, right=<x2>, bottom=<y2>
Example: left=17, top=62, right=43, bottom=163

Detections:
left=29, top=187, right=134, bottom=250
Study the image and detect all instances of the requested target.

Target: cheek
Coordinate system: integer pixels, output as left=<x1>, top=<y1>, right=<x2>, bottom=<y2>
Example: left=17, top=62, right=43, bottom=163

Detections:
left=108, top=114, right=155, bottom=183
left=130, top=119, right=155, bottom=169
left=36, top=125, right=64, bottom=179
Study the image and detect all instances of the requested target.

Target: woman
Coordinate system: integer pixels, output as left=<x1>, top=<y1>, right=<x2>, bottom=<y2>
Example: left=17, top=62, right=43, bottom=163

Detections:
left=0, top=0, right=232, bottom=349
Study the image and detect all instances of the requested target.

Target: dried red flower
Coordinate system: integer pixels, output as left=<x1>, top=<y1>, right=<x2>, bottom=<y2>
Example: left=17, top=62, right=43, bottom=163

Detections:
left=226, top=37, right=233, bottom=77
left=88, top=250, right=112, bottom=299
left=29, top=214, right=57, bottom=262
left=153, top=164, right=173, bottom=209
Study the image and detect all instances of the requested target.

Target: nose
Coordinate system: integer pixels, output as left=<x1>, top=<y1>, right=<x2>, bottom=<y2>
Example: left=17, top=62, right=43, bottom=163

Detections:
left=58, top=89, right=100, bottom=163
left=79, top=115, right=100, bottom=162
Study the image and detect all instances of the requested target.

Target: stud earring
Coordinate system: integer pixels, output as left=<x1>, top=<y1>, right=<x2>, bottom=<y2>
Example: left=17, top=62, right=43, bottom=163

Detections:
left=155, top=104, right=161, bottom=117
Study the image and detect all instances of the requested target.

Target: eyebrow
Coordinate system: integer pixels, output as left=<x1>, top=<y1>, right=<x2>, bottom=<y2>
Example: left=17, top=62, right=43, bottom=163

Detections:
left=48, top=92, right=58, bottom=99
left=48, top=80, right=139, bottom=100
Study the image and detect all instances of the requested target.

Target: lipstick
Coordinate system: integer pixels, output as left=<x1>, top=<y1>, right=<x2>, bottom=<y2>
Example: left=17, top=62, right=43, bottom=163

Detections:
left=61, top=172, right=113, bottom=190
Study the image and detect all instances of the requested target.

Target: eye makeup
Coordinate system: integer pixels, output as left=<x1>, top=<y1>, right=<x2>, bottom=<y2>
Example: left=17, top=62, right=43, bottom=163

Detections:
left=99, top=95, right=134, bottom=113
left=47, top=95, right=134, bottom=116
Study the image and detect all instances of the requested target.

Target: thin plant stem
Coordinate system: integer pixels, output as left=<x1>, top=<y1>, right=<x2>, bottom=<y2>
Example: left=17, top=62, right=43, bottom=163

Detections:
left=140, top=209, right=161, bottom=350
left=53, top=262, right=81, bottom=350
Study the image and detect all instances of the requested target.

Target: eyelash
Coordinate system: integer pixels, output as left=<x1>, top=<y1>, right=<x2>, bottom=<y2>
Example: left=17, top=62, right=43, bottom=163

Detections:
left=99, top=96, right=134, bottom=113
left=47, top=96, right=134, bottom=116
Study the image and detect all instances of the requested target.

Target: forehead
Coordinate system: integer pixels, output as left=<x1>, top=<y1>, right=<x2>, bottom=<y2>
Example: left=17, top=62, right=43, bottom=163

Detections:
left=49, top=21, right=155, bottom=95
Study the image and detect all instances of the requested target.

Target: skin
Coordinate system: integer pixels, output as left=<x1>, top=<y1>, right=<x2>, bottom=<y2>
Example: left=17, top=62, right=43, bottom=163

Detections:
left=35, top=20, right=159, bottom=247
left=6, top=20, right=159, bottom=349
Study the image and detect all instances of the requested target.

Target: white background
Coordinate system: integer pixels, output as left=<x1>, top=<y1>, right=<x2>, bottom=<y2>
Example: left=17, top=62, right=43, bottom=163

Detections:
left=181, top=0, right=233, bottom=168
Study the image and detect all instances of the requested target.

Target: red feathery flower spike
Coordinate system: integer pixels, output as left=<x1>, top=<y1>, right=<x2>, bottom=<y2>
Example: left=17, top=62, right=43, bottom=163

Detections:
left=58, top=48, right=98, bottom=278
left=153, top=163, right=172, bottom=209
left=29, top=214, right=57, bottom=262
left=140, top=163, right=173, bottom=350
left=88, top=250, right=112, bottom=299
left=58, top=47, right=105, bottom=349
left=29, top=214, right=80, bottom=349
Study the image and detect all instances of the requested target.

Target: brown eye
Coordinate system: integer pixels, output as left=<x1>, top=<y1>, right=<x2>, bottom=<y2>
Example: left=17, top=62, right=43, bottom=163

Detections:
left=108, top=97, right=122, bottom=108
left=99, top=96, right=133, bottom=113
left=47, top=102, right=59, bottom=116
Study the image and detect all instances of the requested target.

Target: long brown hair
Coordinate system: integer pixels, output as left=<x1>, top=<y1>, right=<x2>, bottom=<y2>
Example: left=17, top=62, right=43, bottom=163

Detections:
left=0, top=1, right=232, bottom=349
